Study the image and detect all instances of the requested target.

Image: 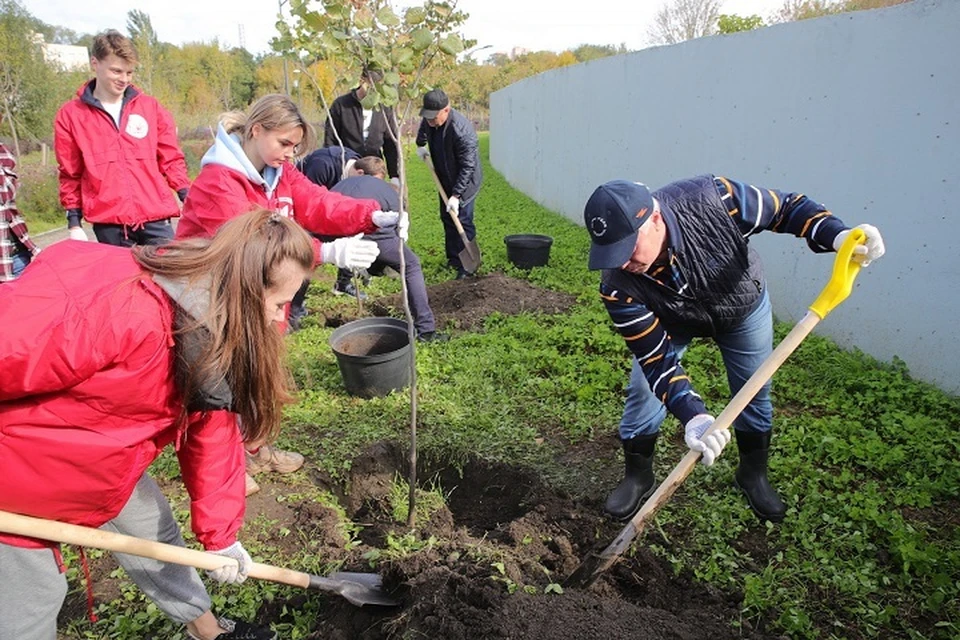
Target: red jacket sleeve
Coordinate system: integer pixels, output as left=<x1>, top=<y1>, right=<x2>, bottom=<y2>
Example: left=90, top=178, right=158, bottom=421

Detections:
left=287, top=165, right=379, bottom=237
left=177, top=410, right=245, bottom=550
left=178, top=168, right=258, bottom=239
left=155, top=103, right=191, bottom=193
left=54, top=105, right=83, bottom=212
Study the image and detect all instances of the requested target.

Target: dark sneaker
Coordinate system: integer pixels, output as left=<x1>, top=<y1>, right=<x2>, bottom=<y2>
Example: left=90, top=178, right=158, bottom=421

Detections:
left=454, top=268, right=475, bottom=280
left=214, top=617, right=276, bottom=640
left=417, top=331, right=450, bottom=343
left=187, top=617, right=275, bottom=640
left=333, top=281, right=368, bottom=300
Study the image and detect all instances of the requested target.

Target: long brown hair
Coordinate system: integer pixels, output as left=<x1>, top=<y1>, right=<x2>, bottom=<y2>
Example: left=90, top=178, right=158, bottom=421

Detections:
left=133, top=209, right=313, bottom=443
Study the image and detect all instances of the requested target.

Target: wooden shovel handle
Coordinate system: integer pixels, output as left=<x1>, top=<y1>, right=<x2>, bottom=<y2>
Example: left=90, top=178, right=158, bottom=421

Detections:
left=0, top=509, right=310, bottom=588
left=421, top=155, right=470, bottom=237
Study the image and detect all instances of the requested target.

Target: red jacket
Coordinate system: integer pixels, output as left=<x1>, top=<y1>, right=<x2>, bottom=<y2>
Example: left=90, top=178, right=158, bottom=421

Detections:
left=178, top=159, right=379, bottom=264
left=0, top=242, right=244, bottom=550
left=54, top=81, right=190, bottom=227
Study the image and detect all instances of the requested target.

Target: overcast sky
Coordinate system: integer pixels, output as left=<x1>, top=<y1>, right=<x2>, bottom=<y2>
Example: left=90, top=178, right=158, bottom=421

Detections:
left=23, top=0, right=787, bottom=56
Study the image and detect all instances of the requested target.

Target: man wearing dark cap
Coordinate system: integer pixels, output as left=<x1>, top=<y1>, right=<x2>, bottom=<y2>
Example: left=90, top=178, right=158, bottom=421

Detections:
left=415, top=88, right=482, bottom=279
left=585, top=176, right=885, bottom=523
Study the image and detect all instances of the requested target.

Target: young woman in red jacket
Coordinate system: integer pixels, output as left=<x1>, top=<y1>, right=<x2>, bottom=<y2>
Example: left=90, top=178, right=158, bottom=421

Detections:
left=0, top=210, right=312, bottom=640
left=178, top=93, right=408, bottom=495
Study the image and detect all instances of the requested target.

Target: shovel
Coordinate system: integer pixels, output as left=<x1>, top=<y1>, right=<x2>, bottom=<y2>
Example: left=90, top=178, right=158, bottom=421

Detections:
left=0, top=509, right=399, bottom=607
left=565, top=229, right=868, bottom=590
left=421, top=155, right=482, bottom=273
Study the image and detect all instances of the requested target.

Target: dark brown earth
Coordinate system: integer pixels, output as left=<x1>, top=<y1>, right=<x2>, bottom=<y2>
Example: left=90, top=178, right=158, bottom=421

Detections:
left=60, top=273, right=778, bottom=639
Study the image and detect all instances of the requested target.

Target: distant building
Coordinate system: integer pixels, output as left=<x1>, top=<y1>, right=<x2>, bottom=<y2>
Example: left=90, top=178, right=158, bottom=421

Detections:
left=509, top=47, right=529, bottom=59
left=32, top=33, right=89, bottom=72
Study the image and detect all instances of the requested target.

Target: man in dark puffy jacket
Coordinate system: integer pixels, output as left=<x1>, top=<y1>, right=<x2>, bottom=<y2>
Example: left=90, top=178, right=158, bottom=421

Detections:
left=585, top=177, right=885, bottom=524
left=415, top=89, right=482, bottom=279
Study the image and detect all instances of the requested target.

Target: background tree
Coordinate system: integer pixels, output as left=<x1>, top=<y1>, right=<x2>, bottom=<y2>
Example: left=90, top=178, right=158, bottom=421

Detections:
left=718, top=13, right=765, bottom=34
left=647, top=0, right=722, bottom=45
left=775, top=0, right=911, bottom=22
left=0, top=0, right=66, bottom=154
left=127, top=9, right=158, bottom=92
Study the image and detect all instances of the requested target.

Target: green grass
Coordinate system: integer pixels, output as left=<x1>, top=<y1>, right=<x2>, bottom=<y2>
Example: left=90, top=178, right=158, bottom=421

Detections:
left=59, top=134, right=960, bottom=638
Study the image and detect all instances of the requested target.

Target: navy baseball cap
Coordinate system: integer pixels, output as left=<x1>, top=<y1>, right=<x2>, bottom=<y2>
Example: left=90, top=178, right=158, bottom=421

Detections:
left=584, top=180, right=655, bottom=270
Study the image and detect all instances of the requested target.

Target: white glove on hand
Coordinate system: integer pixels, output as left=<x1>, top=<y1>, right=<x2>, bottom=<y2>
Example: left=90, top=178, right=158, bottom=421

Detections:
left=371, top=210, right=400, bottom=228
left=68, top=226, right=88, bottom=241
left=206, top=541, right=252, bottom=584
left=684, top=414, right=731, bottom=466
left=397, top=211, right=409, bottom=242
left=320, top=233, right=380, bottom=270
left=416, top=146, right=430, bottom=161
left=833, top=223, right=885, bottom=267
left=389, top=177, right=400, bottom=189
left=447, top=196, right=460, bottom=217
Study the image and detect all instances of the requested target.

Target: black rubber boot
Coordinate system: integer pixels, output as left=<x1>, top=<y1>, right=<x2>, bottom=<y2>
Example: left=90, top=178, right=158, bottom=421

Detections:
left=604, top=433, right=658, bottom=521
left=734, top=430, right=786, bottom=523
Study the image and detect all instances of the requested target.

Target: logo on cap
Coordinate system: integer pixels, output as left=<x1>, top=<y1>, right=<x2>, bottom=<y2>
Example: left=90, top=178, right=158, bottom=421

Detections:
left=589, top=217, right=608, bottom=237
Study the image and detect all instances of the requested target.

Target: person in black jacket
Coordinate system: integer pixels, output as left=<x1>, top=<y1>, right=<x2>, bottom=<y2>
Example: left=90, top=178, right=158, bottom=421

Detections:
left=415, top=89, right=482, bottom=279
left=585, top=177, right=884, bottom=524
left=330, top=156, right=446, bottom=343
left=324, top=68, right=400, bottom=185
left=295, top=147, right=367, bottom=303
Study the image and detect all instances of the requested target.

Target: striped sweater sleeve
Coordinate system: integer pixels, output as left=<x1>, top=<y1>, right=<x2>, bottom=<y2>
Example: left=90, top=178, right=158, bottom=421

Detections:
left=600, top=282, right=707, bottom=426
left=715, top=176, right=847, bottom=252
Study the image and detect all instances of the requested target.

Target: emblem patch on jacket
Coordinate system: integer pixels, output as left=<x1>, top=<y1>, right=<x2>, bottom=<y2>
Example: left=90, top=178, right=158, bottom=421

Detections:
left=125, top=114, right=149, bottom=139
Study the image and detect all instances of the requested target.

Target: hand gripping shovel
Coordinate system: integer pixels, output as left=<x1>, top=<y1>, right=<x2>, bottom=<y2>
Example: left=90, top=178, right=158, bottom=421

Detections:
left=0, top=509, right=399, bottom=607
left=421, top=155, right=482, bottom=273
left=565, top=229, right=868, bottom=590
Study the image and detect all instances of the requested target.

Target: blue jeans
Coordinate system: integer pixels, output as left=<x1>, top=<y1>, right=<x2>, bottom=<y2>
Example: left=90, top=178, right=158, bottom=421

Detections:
left=619, top=289, right=774, bottom=439
left=11, top=250, right=31, bottom=278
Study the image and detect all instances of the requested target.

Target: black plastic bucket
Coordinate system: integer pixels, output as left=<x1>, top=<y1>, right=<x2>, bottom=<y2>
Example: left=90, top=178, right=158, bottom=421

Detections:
left=329, top=317, right=411, bottom=398
left=504, top=234, right=553, bottom=269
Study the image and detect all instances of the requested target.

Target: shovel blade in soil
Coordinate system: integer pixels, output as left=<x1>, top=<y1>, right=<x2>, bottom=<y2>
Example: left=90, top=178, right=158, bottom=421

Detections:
left=459, top=240, right=482, bottom=274
left=309, top=573, right=400, bottom=607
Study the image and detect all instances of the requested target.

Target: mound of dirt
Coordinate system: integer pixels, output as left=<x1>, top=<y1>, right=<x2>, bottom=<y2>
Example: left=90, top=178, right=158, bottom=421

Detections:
left=329, top=272, right=577, bottom=332
left=281, top=443, right=771, bottom=640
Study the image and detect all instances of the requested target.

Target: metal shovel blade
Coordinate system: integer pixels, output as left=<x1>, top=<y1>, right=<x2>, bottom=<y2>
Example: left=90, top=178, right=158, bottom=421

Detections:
left=310, top=572, right=400, bottom=607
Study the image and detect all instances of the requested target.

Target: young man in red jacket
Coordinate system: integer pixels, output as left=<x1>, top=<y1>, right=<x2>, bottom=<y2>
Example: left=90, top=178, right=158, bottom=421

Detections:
left=54, top=30, right=190, bottom=247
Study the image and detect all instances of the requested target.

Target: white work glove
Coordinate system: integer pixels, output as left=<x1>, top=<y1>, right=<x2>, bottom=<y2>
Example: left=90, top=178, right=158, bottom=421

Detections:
left=447, top=196, right=460, bottom=217
left=389, top=177, right=400, bottom=189
left=833, top=223, right=885, bottom=267
left=206, top=541, right=252, bottom=584
left=684, top=414, right=731, bottom=466
left=320, top=233, right=380, bottom=270
left=68, top=226, right=88, bottom=241
left=371, top=210, right=400, bottom=228
left=416, top=146, right=429, bottom=161
left=397, top=211, right=409, bottom=242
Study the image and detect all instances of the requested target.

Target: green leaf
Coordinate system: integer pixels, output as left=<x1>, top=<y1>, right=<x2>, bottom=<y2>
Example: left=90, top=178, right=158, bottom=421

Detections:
left=404, top=7, right=426, bottom=25
left=359, top=86, right=380, bottom=110
left=438, top=34, right=464, bottom=56
left=384, top=71, right=401, bottom=87
left=377, top=7, right=401, bottom=27
left=410, top=27, right=433, bottom=52
left=355, top=7, right=374, bottom=30
left=379, top=83, right=399, bottom=107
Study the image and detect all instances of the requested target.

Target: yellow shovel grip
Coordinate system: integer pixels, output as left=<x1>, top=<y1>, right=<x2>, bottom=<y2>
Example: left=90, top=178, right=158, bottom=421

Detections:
left=809, top=228, right=865, bottom=319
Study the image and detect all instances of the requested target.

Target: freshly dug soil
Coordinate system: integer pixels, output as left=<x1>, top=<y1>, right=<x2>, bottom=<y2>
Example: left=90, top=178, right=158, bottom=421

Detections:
left=59, top=273, right=777, bottom=639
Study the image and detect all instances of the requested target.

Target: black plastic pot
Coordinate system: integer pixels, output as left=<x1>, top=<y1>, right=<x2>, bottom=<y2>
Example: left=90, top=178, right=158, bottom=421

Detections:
left=329, top=317, right=411, bottom=398
left=504, top=234, right=553, bottom=269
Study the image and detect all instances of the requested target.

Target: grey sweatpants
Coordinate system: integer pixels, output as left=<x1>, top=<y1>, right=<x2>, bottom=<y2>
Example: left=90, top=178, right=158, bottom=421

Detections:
left=0, top=474, right=211, bottom=640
